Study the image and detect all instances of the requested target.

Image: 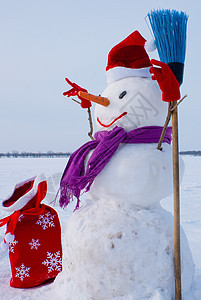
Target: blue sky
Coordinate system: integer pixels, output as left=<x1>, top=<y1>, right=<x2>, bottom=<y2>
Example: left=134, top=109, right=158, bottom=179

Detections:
left=0, top=0, right=200, bottom=152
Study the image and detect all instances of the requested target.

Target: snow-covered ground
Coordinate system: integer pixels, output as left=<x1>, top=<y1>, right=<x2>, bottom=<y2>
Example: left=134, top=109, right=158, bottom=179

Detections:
left=0, top=156, right=201, bottom=299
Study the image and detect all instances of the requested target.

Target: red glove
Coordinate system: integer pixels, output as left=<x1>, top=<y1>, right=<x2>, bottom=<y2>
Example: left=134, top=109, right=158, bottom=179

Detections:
left=149, top=59, right=180, bottom=102
left=63, top=78, right=92, bottom=108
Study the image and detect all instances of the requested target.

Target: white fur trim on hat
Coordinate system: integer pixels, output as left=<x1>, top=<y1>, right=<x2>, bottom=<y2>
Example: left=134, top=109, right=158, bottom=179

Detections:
left=106, top=66, right=151, bottom=84
left=145, top=39, right=156, bottom=52
left=2, top=173, right=46, bottom=212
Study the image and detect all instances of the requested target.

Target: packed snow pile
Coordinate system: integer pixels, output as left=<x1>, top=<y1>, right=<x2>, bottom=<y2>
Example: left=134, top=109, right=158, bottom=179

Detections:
left=53, top=199, right=194, bottom=300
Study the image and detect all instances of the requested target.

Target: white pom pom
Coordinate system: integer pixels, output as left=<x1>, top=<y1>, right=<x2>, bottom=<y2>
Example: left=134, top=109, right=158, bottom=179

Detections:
left=1, top=241, right=9, bottom=251
left=5, top=233, right=15, bottom=244
left=145, top=39, right=156, bottom=52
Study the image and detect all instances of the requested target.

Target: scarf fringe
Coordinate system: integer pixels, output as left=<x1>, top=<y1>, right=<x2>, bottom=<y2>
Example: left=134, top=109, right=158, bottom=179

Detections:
left=59, top=175, right=94, bottom=209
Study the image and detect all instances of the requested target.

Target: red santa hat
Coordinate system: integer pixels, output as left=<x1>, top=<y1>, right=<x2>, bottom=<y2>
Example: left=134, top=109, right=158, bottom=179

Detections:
left=106, top=30, right=152, bottom=84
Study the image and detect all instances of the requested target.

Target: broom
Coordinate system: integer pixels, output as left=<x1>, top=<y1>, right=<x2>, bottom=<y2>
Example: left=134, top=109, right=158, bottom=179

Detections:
left=147, top=9, right=188, bottom=300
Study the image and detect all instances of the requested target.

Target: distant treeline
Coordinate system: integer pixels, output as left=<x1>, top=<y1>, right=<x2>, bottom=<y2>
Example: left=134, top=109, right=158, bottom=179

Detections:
left=0, top=151, right=71, bottom=158
left=1, top=151, right=201, bottom=158
left=179, top=151, right=201, bottom=156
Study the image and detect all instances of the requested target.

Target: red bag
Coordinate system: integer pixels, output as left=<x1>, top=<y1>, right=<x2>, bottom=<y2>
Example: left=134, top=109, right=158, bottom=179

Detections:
left=0, top=174, right=62, bottom=288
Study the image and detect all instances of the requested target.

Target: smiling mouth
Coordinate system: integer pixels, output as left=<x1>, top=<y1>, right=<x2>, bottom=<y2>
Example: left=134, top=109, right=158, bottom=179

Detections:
left=97, top=111, right=127, bottom=128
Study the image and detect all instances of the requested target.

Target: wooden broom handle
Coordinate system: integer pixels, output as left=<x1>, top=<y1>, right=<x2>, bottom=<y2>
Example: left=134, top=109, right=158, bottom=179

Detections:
left=172, top=102, right=182, bottom=300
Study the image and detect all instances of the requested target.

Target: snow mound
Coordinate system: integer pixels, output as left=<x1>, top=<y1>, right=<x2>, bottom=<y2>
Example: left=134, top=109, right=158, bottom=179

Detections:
left=47, top=198, right=194, bottom=300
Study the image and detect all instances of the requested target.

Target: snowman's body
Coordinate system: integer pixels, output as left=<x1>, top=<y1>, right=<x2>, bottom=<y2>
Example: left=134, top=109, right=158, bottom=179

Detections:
left=53, top=77, right=194, bottom=299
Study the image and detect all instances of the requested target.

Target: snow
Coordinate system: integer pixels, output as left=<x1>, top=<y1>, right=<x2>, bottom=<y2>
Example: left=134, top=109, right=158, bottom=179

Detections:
left=55, top=199, right=193, bottom=300
left=0, top=156, right=200, bottom=299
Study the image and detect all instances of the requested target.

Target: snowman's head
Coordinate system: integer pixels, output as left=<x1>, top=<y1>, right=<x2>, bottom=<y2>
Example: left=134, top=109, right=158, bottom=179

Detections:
left=95, top=76, right=168, bottom=132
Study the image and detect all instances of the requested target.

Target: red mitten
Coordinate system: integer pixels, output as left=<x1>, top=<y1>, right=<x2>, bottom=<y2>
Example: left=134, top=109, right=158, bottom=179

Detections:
left=149, top=59, right=180, bottom=102
left=63, top=78, right=92, bottom=108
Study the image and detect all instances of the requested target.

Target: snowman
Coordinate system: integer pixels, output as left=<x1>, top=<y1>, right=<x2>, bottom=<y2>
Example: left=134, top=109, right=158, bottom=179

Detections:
left=52, top=31, right=194, bottom=300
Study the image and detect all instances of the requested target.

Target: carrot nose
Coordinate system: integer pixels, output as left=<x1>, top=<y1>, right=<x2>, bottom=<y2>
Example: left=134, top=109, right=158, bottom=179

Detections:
left=78, top=91, right=110, bottom=107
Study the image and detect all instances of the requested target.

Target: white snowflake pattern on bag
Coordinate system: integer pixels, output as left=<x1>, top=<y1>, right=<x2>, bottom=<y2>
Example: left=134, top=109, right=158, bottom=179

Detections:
left=29, top=238, right=41, bottom=250
left=36, top=212, right=55, bottom=230
left=42, top=251, right=62, bottom=273
left=15, top=263, right=31, bottom=281
left=9, top=239, right=18, bottom=253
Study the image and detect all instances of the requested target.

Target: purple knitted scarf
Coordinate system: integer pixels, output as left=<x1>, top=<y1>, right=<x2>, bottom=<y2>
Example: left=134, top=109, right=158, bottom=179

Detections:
left=59, top=126, right=172, bottom=209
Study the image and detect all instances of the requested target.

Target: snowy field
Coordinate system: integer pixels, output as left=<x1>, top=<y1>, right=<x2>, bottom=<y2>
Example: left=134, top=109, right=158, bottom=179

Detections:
left=0, top=156, right=201, bottom=299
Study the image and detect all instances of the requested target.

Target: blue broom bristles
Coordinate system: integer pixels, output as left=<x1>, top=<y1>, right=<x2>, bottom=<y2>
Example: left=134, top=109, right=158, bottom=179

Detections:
left=147, top=9, right=188, bottom=64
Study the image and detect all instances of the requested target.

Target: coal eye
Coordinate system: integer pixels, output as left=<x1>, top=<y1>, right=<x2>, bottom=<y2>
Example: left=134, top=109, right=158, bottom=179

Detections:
left=119, top=91, right=127, bottom=99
